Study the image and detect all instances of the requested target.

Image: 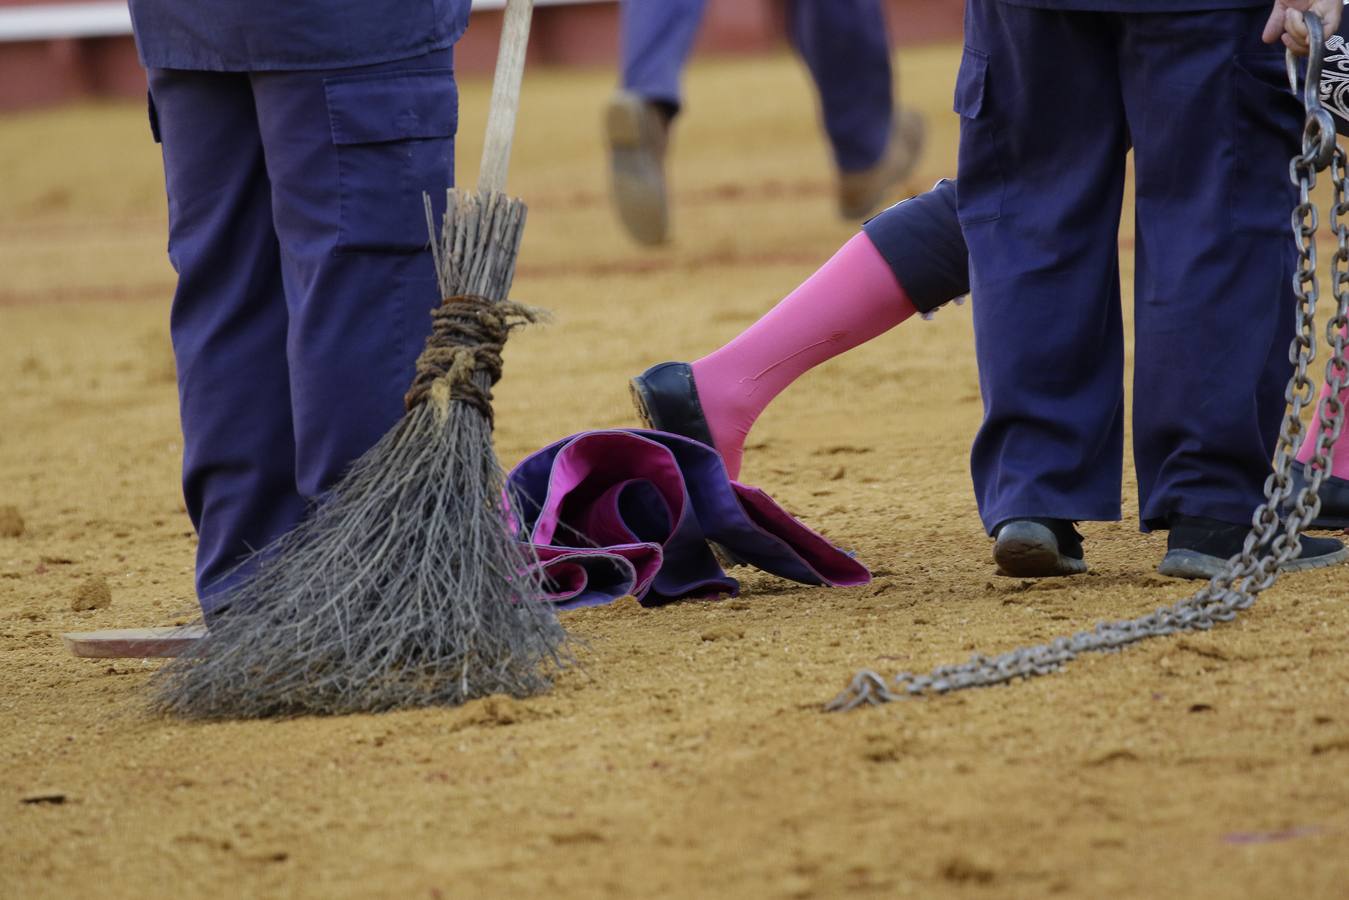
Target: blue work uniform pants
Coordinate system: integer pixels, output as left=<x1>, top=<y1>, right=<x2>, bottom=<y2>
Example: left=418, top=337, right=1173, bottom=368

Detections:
left=957, top=3, right=1300, bottom=533
left=148, top=48, right=457, bottom=613
left=619, top=0, right=894, bottom=172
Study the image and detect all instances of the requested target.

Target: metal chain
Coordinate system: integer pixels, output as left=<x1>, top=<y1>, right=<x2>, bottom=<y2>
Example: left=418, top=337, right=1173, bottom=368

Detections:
left=827, top=17, right=1349, bottom=713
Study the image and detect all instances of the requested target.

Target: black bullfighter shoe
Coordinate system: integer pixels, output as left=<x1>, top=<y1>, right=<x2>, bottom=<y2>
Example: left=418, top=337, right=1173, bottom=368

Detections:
left=992, top=518, right=1088, bottom=577
left=630, top=361, right=751, bottom=567
left=1289, top=466, right=1349, bottom=530
left=1156, top=514, right=1349, bottom=580
left=629, top=361, right=716, bottom=448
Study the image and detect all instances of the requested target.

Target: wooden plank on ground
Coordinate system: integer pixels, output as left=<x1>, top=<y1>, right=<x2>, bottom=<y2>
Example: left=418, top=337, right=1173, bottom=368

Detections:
left=61, top=626, right=205, bottom=658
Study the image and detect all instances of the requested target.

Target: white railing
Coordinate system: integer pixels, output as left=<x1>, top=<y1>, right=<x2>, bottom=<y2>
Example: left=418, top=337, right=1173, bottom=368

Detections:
left=0, top=3, right=129, bottom=41
left=0, top=0, right=611, bottom=43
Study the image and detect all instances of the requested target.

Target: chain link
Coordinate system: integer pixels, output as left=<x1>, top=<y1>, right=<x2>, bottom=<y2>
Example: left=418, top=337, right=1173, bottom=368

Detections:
left=826, top=20, right=1349, bottom=713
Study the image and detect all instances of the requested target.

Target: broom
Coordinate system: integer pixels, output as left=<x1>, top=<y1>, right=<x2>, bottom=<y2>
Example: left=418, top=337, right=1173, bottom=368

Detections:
left=151, top=0, right=570, bottom=718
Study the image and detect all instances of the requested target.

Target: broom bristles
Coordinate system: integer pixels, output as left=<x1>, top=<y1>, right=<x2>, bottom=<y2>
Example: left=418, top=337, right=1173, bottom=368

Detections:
left=152, top=189, right=569, bottom=719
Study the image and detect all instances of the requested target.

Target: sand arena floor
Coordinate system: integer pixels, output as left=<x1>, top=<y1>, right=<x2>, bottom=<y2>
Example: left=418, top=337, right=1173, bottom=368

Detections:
left=3, top=46, right=1349, bottom=899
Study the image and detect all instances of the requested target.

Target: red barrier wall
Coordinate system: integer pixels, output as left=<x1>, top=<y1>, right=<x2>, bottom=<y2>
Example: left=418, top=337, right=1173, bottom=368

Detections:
left=0, top=0, right=963, bottom=110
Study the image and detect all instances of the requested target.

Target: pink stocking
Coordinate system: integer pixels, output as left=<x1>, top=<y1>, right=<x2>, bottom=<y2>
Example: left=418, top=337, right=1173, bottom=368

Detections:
left=689, top=232, right=917, bottom=480
left=1297, top=326, right=1349, bottom=479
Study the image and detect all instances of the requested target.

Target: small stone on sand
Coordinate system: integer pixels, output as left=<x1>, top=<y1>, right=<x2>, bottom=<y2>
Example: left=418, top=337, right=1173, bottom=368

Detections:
left=0, top=506, right=23, bottom=538
left=71, top=576, right=112, bottom=612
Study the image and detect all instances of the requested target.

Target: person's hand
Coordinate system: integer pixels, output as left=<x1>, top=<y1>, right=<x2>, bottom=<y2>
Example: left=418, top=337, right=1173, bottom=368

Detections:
left=1265, top=1, right=1344, bottom=56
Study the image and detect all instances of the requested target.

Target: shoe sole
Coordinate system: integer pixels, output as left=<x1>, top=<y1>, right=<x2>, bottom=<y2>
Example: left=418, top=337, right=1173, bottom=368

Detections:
left=605, top=95, right=669, bottom=245
left=1158, top=544, right=1349, bottom=580
left=993, top=522, right=1087, bottom=577
left=629, top=377, right=659, bottom=431
left=838, top=108, right=928, bottom=219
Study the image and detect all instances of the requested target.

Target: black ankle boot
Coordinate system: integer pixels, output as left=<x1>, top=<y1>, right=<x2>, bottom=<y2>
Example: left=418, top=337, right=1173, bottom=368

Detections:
left=1157, top=514, right=1348, bottom=580
left=992, top=518, right=1087, bottom=577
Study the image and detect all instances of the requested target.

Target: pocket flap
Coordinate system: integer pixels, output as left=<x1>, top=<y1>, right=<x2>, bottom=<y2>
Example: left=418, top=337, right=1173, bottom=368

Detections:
left=953, top=48, right=989, bottom=119
left=325, top=69, right=458, bottom=145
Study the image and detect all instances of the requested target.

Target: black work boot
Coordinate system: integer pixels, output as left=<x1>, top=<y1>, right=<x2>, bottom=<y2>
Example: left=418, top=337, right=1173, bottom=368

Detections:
left=992, top=518, right=1087, bottom=577
left=1157, top=514, right=1349, bottom=580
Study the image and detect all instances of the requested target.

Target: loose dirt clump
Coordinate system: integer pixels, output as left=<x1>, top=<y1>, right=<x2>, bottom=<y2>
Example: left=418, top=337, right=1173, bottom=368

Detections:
left=0, top=505, right=23, bottom=537
left=70, top=575, right=112, bottom=611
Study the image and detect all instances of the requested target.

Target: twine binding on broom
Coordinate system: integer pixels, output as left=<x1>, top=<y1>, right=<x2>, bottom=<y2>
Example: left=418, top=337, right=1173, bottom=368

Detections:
left=404, top=295, right=543, bottom=422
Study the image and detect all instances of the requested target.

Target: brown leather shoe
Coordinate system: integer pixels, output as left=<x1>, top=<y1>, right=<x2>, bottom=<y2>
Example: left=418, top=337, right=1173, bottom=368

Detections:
left=837, top=107, right=927, bottom=220
left=604, top=90, right=671, bottom=245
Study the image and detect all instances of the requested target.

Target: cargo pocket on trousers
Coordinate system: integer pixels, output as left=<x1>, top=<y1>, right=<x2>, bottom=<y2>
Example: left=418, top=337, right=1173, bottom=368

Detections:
left=953, top=47, right=1003, bottom=225
left=1232, top=51, right=1301, bottom=235
left=324, top=69, right=458, bottom=253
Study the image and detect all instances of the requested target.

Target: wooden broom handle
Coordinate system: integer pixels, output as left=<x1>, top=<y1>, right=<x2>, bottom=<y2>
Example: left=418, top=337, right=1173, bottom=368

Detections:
left=477, top=0, right=535, bottom=194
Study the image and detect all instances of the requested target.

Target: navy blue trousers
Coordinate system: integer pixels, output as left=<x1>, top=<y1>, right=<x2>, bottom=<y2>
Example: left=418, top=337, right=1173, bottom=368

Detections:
left=148, top=49, right=457, bottom=613
left=620, top=0, right=894, bottom=172
left=957, top=3, right=1300, bottom=534
left=859, top=13, right=1349, bottom=313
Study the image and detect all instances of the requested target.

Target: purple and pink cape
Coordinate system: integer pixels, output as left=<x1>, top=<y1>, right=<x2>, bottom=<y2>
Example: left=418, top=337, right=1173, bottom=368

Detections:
left=508, top=429, right=870, bottom=608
